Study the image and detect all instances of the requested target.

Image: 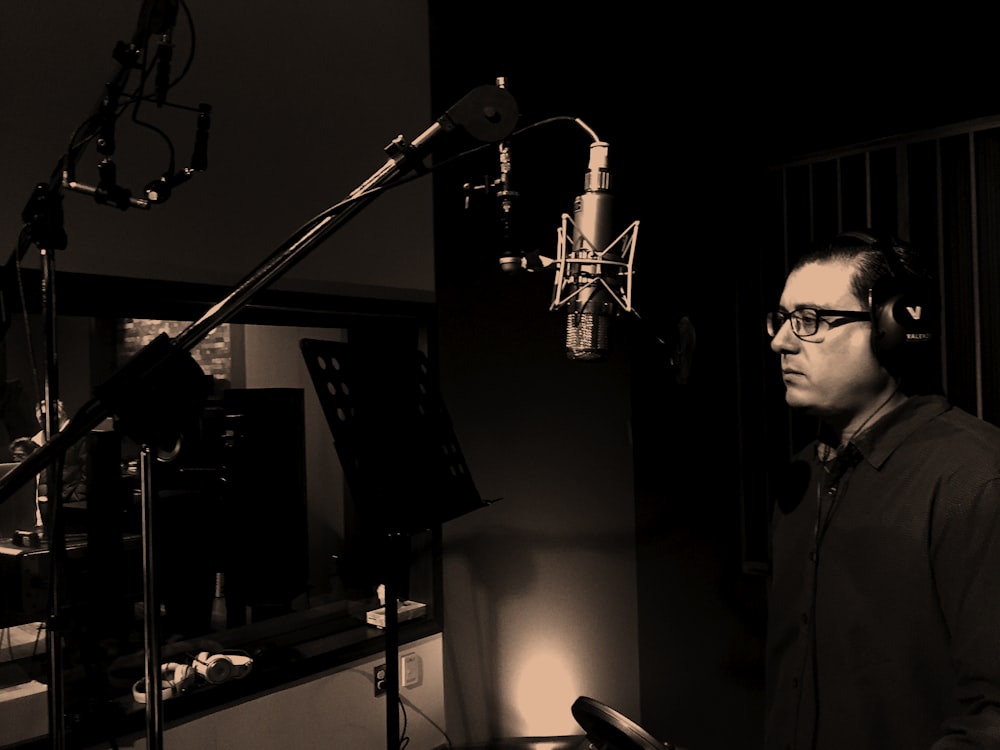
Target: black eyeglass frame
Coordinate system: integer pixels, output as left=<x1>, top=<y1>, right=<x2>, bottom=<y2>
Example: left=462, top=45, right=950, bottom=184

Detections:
left=765, top=307, right=871, bottom=340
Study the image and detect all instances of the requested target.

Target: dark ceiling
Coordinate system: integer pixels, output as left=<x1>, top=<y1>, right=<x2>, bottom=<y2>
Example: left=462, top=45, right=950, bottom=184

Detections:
left=428, top=6, right=1000, bottom=167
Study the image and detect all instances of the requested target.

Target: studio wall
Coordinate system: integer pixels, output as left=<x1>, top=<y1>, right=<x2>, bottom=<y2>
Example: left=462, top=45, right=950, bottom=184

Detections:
left=428, top=5, right=651, bottom=743
left=0, top=1, right=435, bottom=301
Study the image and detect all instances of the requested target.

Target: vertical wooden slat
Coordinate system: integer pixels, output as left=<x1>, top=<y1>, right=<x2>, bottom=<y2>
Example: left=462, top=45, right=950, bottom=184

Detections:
left=809, top=163, right=816, bottom=241
left=836, top=157, right=843, bottom=231
left=969, top=134, right=984, bottom=416
left=937, top=139, right=948, bottom=397
left=865, top=151, right=873, bottom=226
left=939, top=134, right=978, bottom=414
left=897, top=143, right=910, bottom=236
left=972, top=129, right=1000, bottom=424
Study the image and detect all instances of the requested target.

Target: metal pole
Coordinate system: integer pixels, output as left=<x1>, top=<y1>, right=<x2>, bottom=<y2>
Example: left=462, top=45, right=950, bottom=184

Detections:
left=139, top=444, right=165, bottom=749
left=40, top=245, right=67, bottom=750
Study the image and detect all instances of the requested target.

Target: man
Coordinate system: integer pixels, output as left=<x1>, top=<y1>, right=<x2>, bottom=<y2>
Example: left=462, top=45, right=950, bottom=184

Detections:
left=763, top=229, right=1000, bottom=748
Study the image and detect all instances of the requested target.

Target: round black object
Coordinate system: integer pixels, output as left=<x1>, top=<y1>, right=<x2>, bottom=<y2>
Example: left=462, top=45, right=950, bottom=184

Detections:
left=571, top=696, right=670, bottom=750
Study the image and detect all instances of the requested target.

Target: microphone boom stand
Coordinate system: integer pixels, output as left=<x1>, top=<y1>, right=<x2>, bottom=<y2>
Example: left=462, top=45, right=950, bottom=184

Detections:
left=9, top=29, right=151, bottom=749
left=0, top=83, right=517, bottom=750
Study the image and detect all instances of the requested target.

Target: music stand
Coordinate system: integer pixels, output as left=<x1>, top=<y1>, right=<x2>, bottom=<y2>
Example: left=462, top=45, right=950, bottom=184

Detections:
left=571, top=696, right=675, bottom=750
left=299, top=337, right=495, bottom=749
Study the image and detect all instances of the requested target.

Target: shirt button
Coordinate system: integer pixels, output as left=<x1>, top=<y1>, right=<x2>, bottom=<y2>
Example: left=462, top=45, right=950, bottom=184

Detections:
left=828, top=486, right=837, bottom=495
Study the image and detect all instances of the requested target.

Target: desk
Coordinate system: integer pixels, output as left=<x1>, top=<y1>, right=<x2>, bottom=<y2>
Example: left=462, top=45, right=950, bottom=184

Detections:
left=0, top=533, right=142, bottom=629
left=0, top=677, right=47, bottom=747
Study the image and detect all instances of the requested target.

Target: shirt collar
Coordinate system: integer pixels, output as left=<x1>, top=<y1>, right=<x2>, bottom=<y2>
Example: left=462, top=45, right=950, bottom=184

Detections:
left=848, top=394, right=951, bottom=469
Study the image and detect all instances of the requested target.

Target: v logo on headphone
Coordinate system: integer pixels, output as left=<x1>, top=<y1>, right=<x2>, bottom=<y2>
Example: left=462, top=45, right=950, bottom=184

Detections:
left=906, top=305, right=923, bottom=320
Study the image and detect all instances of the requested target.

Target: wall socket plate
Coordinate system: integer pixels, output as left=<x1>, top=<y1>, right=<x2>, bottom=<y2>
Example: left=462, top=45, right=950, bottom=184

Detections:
left=373, top=654, right=422, bottom=696
left=400, top=652, right=421, bottom=687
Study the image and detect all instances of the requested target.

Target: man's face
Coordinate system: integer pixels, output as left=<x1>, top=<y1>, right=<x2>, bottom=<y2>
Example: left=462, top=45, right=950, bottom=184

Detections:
left=770, top=259, right=889, bottom=421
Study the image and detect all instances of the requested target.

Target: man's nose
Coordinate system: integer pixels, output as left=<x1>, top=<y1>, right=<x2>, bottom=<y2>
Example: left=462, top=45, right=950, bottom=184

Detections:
left=770, top=319, right=798, bottom=353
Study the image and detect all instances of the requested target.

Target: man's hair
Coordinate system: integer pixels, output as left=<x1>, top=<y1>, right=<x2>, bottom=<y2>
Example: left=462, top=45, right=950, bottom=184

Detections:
left=791, top=229, right=936, bottom=311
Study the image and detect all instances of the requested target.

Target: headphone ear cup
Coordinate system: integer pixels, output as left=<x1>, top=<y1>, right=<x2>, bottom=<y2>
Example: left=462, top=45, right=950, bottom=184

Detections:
left=226, top=653, right=253, bottom=680
left=207, top=657, right=233, bottom=684
left=195, top=651, right=229, bottom=684
left=194, top=650, right=253, bottom=684
left=869, top=280, right=936, bottom=356
left=869, top=286, right=906, bottom=355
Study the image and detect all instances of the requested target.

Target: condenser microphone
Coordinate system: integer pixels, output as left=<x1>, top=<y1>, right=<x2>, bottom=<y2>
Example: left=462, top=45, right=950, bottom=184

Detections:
left=495, top=136, right=520, bottom=274
left=550, top=140, right=639, bottom=361
left=559, top=141, right=616, bottom=360
left=489, top=76, right=523, bottom=275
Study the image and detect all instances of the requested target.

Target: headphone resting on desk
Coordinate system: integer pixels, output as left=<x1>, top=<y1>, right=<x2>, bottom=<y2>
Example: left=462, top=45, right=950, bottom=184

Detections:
left=131, top=650, right=253, bottom=702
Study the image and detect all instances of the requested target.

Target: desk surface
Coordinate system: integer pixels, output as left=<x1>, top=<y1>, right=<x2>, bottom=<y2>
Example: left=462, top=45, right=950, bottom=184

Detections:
left=0, top=532, right=90, bottom=557
left=0, top=532, right=142, bottom=629
left=0, top=530, right=139, bottom=552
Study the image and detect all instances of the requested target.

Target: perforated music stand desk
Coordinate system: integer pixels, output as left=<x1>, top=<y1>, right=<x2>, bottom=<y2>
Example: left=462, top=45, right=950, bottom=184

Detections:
left=300, top=338, right=492, bottom=534
left=300, top=337, right=495, bottom=748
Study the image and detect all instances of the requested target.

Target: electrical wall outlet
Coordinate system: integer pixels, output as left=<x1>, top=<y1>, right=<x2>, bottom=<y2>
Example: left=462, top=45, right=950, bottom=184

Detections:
left=373, top=663, right=386, bottom=696
left=400, top=652, right=421, bottom=688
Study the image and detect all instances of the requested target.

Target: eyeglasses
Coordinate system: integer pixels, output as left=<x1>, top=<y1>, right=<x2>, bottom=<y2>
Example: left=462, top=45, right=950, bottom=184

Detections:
left=765, top=307, right=870, bottom=340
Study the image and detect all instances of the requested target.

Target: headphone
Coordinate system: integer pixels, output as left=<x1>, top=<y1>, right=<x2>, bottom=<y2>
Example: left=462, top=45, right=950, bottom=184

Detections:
left=132, top=662, right=196, bottom=703
left=836, top=230, right=938, bottom=355
left=192, top=650, right=254, bottom=684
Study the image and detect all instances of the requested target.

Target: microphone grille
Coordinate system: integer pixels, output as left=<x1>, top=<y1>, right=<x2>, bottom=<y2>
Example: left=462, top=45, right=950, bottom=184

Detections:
left=566, top=313, right=610, bottom=361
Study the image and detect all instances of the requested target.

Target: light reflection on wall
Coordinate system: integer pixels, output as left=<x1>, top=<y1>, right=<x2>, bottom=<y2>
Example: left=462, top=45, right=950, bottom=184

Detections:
left=512, top=639, right=582, bottom=735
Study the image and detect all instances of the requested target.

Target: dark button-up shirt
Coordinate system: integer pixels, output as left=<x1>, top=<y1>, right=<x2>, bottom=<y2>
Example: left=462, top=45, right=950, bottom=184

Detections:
left=765, top=395, right=1000, bottom=749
